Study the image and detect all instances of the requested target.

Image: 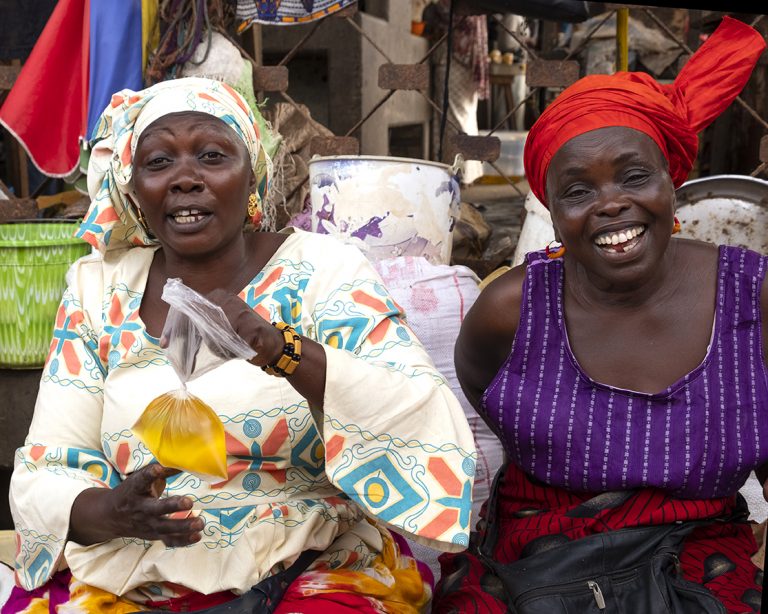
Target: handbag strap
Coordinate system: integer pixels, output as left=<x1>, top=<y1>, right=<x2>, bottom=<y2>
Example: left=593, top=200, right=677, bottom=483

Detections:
left=149, top=549, right=324, bottom=614
left=249, top=548, right=324, bottom=613
left=478, top=460, right=508, bottom=560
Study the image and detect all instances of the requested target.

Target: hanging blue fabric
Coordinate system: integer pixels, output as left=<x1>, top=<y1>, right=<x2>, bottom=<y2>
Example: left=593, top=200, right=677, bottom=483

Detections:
left=87, top=0, right=143, bottom=138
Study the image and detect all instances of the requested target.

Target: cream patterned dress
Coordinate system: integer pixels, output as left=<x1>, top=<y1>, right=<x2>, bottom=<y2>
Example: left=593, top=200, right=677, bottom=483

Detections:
left=9, top=230, right=476, bottom=604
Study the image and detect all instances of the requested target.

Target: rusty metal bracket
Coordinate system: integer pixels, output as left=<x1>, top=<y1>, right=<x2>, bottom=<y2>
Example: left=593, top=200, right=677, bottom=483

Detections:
left=253, top=66, right=289, bottom=92
left=309, top=136, right=360, bottom=156
left=332, top=4, right=358, bottom=18
left=448, top=134, right=501, bottom=163
left=526, top=60, right=580, bottom=89
left=0, top=66, right=20, bottom=92
left=378, top=64, right=429, bottom=91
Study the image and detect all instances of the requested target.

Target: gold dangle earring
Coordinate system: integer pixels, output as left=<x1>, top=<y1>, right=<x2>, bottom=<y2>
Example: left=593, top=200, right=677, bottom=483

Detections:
left=672, top=216, right=681, bottom=235
left=247, top=193, right=263, bottom=229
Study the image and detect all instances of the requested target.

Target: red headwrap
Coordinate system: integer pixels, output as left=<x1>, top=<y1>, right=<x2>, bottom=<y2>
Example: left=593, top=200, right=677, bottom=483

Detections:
left=523, top=16, right=766, bottom=207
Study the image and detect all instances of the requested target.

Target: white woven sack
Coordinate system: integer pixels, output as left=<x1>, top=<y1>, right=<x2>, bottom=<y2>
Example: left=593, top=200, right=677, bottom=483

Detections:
left=373, top=257, right=505, bottom=522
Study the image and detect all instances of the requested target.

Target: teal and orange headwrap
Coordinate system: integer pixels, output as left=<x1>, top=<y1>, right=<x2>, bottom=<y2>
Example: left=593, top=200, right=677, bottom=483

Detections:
left=77, top=77, right=272, bottom=253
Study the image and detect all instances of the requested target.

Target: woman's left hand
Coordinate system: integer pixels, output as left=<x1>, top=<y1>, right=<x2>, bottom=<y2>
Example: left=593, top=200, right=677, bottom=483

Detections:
left=204, top=289, right=284, bottom=368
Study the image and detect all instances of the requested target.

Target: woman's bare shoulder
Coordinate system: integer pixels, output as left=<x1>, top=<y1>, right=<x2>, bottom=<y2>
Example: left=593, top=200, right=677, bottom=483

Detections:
left=455, top=263, right=527, bottom=408
left=469, top=264, right=527, bottom=335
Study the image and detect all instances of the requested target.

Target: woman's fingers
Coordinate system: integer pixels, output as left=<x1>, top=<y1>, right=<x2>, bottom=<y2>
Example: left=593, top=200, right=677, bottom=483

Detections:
left=149, top=516, right=203, bottom=538
left=111, top=466, right=203, bottom=544
left=129, top=496, right=203, bottom=543
left=135, top=520, right=203, bottom=546
left=142, top=494, right=193, bottom=517
left=125, top=464, right=176, bottom=497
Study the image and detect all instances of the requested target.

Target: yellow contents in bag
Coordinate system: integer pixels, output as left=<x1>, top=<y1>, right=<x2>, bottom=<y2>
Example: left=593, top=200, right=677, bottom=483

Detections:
left=132, top=387, right=228, bottom=480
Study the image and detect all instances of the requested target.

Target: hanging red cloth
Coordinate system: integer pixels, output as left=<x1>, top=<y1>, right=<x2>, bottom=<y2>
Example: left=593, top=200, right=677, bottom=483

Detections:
left=0, top=0, right=89, bottom=178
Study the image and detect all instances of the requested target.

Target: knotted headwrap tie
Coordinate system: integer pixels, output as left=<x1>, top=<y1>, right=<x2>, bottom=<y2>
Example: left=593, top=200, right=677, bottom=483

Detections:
left=524, top=16, right=766, bottom=207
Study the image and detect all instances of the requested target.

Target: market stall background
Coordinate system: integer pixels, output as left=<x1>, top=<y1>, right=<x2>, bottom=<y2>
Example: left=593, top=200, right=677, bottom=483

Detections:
left=0, top=0, right=766, bottom=561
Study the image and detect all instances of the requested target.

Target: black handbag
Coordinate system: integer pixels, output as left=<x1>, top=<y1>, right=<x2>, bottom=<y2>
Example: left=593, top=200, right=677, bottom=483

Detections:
left=475, top=465, right=732, bottom=613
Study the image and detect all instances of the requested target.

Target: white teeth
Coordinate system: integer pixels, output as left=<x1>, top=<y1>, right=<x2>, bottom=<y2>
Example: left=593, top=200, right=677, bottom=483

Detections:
left=173, top=208, right=201, bottom=217
left=594, top=225, right=645, bottom=246
left=172, top=209, right=205, bottom=224
left=174, top=214, right=204, bottom=224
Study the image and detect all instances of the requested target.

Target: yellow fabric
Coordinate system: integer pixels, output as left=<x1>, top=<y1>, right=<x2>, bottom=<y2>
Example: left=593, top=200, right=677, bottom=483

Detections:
left=140, top=0, right=159, bottom=72
left=284, top=520, right=430, bottom=613
left=11, top=578, right=144, bottom=614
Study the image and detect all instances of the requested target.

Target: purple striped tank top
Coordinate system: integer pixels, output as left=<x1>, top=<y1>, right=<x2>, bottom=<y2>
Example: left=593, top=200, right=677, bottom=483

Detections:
left=482, top=245, right=768, bottom=499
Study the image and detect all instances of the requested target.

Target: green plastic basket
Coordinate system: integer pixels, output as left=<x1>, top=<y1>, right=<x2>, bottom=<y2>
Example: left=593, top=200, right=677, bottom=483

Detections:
left=0, top=221, right=90, bottom=368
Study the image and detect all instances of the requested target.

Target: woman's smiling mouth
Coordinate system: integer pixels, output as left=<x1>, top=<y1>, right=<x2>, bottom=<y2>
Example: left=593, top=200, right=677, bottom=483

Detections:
left=170, top=208, right=207, bottom=224
left=593, top=225, right=646, bottom=254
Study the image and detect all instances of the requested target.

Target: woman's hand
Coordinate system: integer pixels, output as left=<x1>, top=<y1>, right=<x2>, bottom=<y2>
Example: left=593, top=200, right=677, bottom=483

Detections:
left=205, top=289, right=284, bottom=368
left=69, top=464, right=203, bottom=547
left=204, top=289, right=328, bottom=409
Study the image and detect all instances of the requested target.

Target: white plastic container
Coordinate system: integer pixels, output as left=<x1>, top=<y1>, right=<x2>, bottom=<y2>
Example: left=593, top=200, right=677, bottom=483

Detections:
left=308, top=155, right=462, bottom=265
left=482, top=130, right=528, bottom=180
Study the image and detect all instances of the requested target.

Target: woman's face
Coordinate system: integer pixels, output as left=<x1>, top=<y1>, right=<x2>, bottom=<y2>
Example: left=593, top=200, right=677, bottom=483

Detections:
left=545, top=126, right=676, bottom=286
left=133, top=111, right=255, bottom=259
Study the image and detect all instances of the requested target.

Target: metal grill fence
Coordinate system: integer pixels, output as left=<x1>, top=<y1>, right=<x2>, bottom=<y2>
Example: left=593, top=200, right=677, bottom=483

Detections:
left=237, top=5, right=767, bottom=192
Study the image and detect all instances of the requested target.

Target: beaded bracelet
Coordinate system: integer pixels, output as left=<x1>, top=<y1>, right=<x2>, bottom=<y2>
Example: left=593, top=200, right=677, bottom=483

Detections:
left=262, top=322, right=302, bottom=377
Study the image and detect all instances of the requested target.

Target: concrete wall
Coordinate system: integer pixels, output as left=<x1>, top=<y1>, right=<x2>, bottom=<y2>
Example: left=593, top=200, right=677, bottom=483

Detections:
left=359, top=8, right=430, bottom=156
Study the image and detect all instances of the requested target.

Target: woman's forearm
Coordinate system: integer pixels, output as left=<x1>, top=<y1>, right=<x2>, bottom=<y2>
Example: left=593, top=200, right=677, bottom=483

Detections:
left=281, top=337, right=327, bottom=411
left=69, top=487, right=118, bottom=546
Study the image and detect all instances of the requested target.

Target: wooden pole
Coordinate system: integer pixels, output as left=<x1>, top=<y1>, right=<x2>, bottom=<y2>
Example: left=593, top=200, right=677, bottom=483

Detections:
left=616, top=8, right=629, bottom=72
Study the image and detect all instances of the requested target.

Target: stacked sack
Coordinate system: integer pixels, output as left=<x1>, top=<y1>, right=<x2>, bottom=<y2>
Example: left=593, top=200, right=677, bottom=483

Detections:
left=373, top=256, right=505, bottom=581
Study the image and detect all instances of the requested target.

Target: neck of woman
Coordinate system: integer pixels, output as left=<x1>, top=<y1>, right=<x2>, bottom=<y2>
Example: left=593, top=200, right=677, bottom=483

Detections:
left=564, top=240, right=682, bottom=311
left=155, top=233, right=253, bottom=297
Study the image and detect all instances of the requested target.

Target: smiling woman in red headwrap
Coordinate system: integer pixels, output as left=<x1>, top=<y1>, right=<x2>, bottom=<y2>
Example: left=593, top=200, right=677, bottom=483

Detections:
left=433, top=16, right=768, bottom=614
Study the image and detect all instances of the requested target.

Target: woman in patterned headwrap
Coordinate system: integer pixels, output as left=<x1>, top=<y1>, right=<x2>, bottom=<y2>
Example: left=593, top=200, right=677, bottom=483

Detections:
left=3, top=77, right=476, bottom=613
left=434, top=16, right=768, bottom=614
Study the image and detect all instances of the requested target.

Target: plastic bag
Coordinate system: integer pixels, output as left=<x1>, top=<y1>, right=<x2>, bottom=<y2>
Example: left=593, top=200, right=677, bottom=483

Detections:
left=132, top=278, right=257, bottom=480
